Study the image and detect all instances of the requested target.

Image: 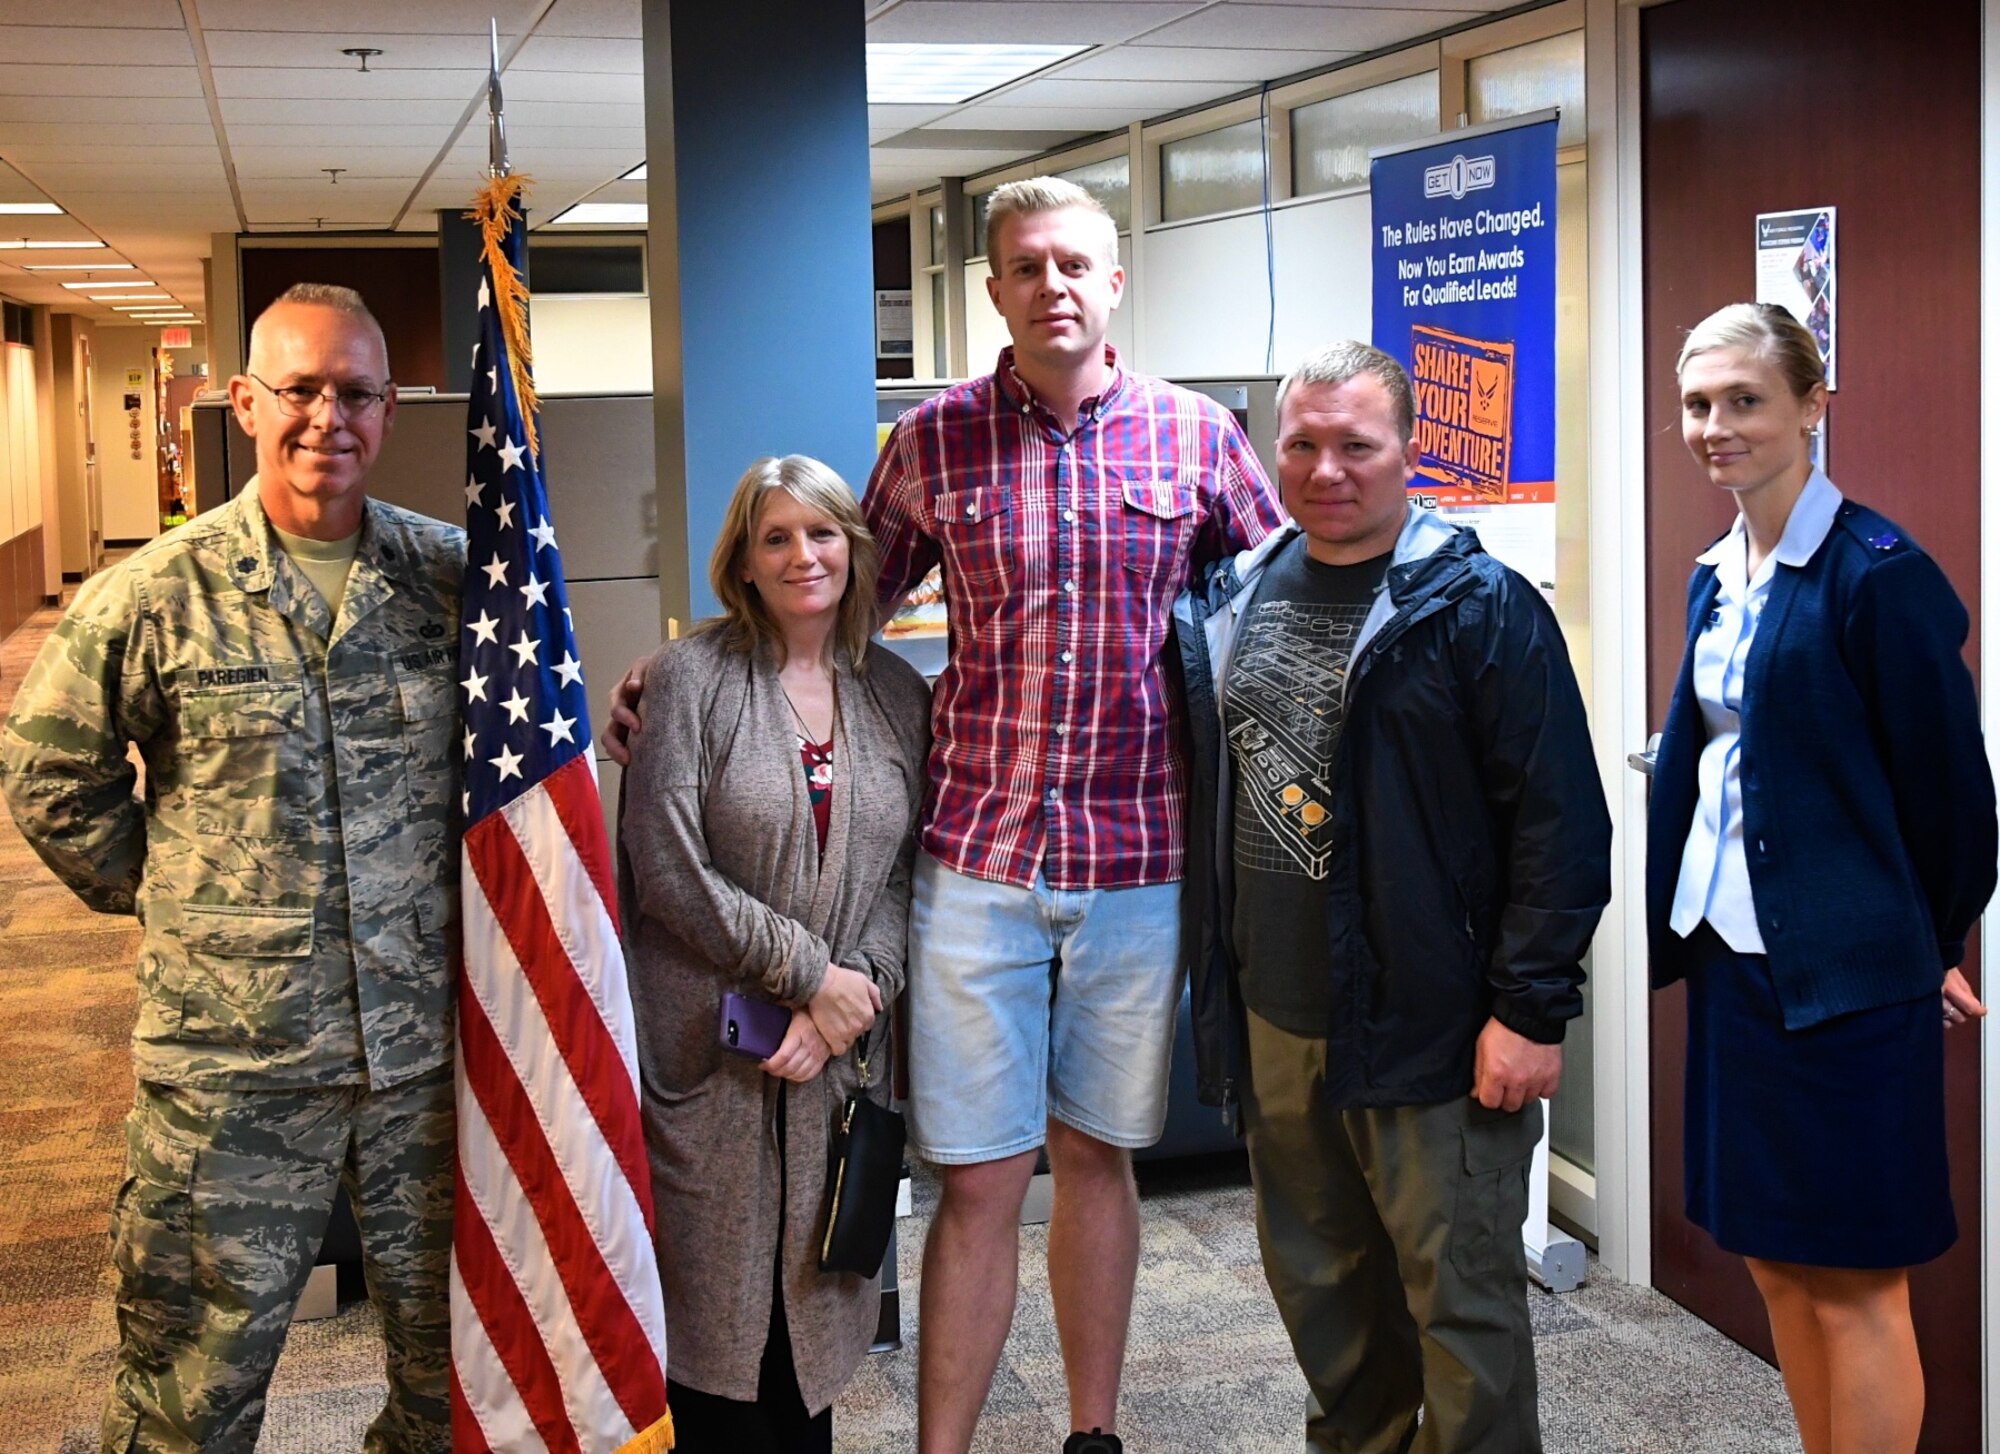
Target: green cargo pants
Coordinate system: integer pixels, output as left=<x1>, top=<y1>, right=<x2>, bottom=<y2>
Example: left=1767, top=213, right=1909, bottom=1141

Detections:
left=1242, top=1011, right=1545, bottom=1454
left=99, top=1067, right=454, bottom=1454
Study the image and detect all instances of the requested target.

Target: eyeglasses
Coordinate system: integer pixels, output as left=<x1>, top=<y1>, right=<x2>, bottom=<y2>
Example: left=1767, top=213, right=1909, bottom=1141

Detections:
left=250, top=373, right=391, bottom=419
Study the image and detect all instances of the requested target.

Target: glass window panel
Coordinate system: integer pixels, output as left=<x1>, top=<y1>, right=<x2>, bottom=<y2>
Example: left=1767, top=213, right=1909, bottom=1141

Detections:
left=1160, top=117, right=1267, bottom=222
left=1467, top=30, right=1585, bottom=149
left=1057, top=154, right=1132, bottom=233
left=929, top=206, right=946, bottom=266
left=930, top=270, right=948, bottom=377
left=1291, top=71, right=1439, bottom=197
left=968, top=190, right=993, bottom=259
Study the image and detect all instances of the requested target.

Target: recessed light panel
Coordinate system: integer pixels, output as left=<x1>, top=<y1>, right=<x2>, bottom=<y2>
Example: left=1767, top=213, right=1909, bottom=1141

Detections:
left=25, top=263, right=136, bottom=271
left=0, top=202, right=64, bottom=215
left=865, top=43, right=1088, bottom=104
left=0, top=240, right=106, bottom=250
left=63, top=280, right=154, bottom=289
left=546, top=202, right=648, bottom=226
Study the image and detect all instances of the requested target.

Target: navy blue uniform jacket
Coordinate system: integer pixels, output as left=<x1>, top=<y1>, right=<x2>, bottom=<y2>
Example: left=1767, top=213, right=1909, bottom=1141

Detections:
left=1646, top=500, right=1997, bottom=1029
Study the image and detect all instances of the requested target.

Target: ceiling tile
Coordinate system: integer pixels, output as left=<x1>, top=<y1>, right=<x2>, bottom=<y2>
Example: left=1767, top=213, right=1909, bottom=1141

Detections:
left=218, top=96, right=470, bottom=127
left=0, top=25, right=196, bottom=65
left=232, top=149, right=444, bottom=177
left=502, top=69, right=643, bottom=103
left=504, top=100, right=644, bottom=127
left=532, top=0, right=642, bottom=38
left=0, top=96, right=212, bottom=125
left=996, top=77, right=1248, bottom=109
left=1142, top=4, right=1467, bottom=50
left=196, top=0, right=547, bottom=34
left=203, top=31, right=495, bottom=69
left=866, top=3, right=1203, bottom=45
left=0, top=2, right=182, bottom=27
left=213, top=67, right=482, bottom=100
left=508, top=35, right=642, bottom=72
left=0, top=63, right=203, bottom=98
left=1056, top=44, right=1353, bottom=82
left=0, top=126, right=220, bottom=150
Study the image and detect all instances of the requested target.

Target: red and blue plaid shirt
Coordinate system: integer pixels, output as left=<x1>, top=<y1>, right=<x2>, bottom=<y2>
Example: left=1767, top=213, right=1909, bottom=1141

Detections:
left=866, top=347, right=1284, bottom=890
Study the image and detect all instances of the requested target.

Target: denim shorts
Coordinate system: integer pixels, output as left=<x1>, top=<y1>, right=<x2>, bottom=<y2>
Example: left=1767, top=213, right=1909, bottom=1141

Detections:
left=906, top=850, right=1185, bottom=1164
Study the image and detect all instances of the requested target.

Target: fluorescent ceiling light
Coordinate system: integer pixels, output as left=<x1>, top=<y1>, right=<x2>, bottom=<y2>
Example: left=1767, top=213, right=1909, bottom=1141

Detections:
left=25, top=263, right=135, bottom=271
left=113, top=304, right=180, bottom=311
left=63, top=279, right=153, bottom=289
left=621, top=162, right=646, bottom=180
left=0, top=202, right=63, bottom=215
left=865, top=43, right=1088, bottom=104
left=88, top=293, right=170, bottom=302
left=0, top=239, right=105, bottom=250
left=546, top=201, right=647, bottom=226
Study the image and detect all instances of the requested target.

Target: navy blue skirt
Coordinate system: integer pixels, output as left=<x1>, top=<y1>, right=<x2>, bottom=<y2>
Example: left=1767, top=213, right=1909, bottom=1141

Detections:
left=1682, top=921, right=1956, bottom=1269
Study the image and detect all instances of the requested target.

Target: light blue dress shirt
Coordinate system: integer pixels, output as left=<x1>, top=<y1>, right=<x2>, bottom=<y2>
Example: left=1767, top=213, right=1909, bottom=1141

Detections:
left=1669, top=470, right=1843, bottom=953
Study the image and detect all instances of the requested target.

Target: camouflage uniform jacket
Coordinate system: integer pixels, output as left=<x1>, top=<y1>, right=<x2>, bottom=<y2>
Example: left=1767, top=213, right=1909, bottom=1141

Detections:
left=1, top=483, right=465, bottom=1090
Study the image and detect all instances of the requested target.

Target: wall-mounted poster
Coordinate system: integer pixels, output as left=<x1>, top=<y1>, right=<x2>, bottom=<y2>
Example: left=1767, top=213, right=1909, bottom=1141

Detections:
left=1755, top=207, right=1836, bottom=389
left=875, top=289, right=913, bottom=359
left=1371, top=112, right=1559, bottom=594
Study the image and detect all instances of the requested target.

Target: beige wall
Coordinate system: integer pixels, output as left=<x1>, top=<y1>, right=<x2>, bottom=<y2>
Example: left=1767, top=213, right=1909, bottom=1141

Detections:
left=528, top=295, right=653, bottom=395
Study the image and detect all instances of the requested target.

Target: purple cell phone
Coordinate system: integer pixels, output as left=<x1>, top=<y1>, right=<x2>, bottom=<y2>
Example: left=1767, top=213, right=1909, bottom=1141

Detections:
left=719, top=992, right=791, bottom=1060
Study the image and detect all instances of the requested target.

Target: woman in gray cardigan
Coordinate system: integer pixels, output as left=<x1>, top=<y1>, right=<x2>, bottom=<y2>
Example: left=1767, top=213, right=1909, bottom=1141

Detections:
left=616, top=455, right=931, bottom=1453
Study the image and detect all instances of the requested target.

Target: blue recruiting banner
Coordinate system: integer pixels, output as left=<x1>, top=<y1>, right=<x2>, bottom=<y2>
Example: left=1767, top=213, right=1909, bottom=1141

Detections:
left=1371, top=114, right=1558, bottom=591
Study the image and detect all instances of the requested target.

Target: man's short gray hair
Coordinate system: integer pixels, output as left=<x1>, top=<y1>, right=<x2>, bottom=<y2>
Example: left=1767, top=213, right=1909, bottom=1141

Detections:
left=1277, top=341, right=1416, bottom=444
left=248, top=283, right=389, bottom=374
left=983, top=176, right=1120, bottom=271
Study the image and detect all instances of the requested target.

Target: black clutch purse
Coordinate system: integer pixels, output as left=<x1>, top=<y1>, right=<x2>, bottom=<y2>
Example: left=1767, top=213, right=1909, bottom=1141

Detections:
left=820, top=1044, right=905, bottom=1277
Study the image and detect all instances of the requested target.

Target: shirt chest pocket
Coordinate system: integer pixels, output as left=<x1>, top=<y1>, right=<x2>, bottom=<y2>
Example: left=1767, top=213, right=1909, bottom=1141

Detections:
left=1120, top=477, right=1198, bottom=582
left=176, top=681, right=306, bottom=840
left=932, top=486, right=1014, bottom=587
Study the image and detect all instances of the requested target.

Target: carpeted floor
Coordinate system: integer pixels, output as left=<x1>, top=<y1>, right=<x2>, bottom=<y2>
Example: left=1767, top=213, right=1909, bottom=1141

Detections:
left=0, top=602, right=1803, bottom=1453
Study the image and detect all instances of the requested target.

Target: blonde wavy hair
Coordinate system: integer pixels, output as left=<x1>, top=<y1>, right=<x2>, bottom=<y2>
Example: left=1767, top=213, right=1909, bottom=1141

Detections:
left=703, top=455, right=881, bottom=672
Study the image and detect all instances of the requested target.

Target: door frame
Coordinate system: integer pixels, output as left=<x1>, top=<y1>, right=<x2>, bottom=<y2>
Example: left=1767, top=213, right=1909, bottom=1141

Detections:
left=1578, top=0, right=1657, bottom=1294
left=1980, top=3, right=1999, bottom=1446
left=1600, top=0, right=1999, bottom=1441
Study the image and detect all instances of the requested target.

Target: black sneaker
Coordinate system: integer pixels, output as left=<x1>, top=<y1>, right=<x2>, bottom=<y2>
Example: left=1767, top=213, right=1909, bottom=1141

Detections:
left=1063, top=1431, right=1122, bottom=1454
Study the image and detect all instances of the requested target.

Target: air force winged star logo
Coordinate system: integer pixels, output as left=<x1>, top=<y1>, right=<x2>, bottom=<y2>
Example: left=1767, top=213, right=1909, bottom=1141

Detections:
left=1424, top=153, right=1497, bottom=201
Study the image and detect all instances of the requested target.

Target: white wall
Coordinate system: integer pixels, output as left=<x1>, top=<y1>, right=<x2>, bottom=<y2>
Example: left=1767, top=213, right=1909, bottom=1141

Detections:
left=1139, top=194, right=1374, bottom=379
left=0, top=342, right=37, bottom=544
left=529, top=295, right=653, bottom=395
left=91, top=327, right=165, bottom=543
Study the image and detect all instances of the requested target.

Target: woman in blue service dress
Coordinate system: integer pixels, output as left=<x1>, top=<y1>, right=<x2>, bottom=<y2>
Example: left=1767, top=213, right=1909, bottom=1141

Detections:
left=1648, top=301, right=1994, bottom=1454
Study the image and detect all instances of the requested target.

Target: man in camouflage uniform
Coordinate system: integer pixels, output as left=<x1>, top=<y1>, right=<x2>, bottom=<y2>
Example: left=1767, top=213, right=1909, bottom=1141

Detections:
left=1, top=283, right=463, bottom=1452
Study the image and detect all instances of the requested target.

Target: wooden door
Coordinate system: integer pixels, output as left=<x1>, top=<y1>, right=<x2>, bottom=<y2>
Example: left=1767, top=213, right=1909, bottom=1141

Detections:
left=1640, top=2, right=1983, bottom=1447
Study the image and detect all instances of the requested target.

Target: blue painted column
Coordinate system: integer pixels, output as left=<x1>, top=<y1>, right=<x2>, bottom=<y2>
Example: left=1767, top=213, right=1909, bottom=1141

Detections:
left=640, top=0, right=876, bottom=624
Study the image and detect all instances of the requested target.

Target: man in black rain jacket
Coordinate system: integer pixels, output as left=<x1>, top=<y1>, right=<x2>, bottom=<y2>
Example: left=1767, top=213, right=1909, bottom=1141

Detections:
left=1170, top=341, right=1610, bottom=1453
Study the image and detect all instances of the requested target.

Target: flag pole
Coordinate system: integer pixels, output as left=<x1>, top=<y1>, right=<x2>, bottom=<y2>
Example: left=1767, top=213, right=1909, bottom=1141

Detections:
left=487, top=18, right=511, bottom=180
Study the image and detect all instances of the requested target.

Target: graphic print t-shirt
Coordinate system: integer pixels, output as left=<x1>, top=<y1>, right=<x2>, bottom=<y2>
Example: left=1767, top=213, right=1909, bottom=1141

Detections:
left=1225, top=535, right=1392, bottom=1036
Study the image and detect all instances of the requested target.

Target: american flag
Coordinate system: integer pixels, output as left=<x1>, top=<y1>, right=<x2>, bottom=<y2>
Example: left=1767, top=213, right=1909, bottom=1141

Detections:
left=449, top=183, right=673, bottom=1454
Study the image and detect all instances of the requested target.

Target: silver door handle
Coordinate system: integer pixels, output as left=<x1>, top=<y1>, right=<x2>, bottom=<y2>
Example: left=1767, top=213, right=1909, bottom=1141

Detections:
left=1626, top=732, right=1661, bottom=777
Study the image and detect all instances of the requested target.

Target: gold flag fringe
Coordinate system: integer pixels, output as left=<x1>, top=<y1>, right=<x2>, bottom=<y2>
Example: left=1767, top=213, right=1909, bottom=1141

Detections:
left=616, top=1407, right=676, bottom=1453
left=468, top=173, right=541, bottom=462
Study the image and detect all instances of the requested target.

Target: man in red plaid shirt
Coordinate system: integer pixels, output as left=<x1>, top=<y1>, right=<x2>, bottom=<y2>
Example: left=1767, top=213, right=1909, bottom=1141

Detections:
left=604, top=176, right=1281, bottom=1453
left=870, top=178, right=1283, bottom=1454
